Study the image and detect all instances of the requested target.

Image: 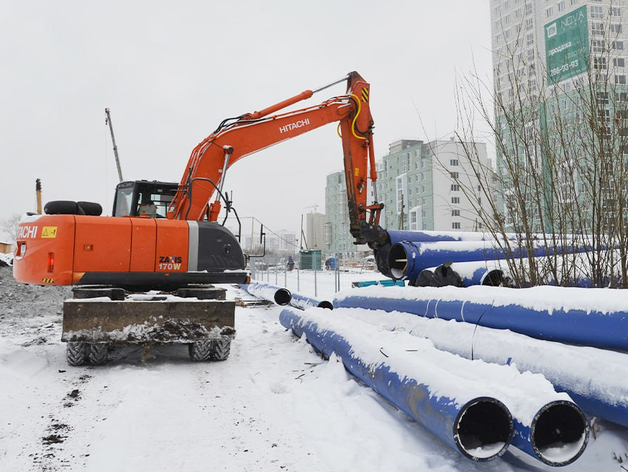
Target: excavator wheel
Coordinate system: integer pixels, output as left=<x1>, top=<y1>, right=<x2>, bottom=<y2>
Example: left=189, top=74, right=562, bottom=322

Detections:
left=210, top=337, right=231, bottom=361
left=66, top=342, right=88, bottom=366
left=88, top=343, right=109, bottom=365
left=188, top=340, right=213, bottom=362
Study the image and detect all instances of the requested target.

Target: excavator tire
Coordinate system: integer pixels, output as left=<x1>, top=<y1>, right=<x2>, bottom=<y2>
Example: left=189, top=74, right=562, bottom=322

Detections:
left=189, top=340, right=213, bottom=362
left=66, top=342, right=88, bottom=366
left=210, top=338, right=231, bottom=361
left=88, top=343, right=109, bottom=365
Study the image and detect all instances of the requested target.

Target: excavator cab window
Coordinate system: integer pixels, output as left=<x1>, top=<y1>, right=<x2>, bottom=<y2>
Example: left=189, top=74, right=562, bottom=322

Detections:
left=113, top=181, right=179, bottom=218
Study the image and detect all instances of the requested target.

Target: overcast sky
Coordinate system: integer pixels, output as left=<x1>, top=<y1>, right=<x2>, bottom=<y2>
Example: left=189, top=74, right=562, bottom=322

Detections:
left=1, top=0, right=492, bottom=237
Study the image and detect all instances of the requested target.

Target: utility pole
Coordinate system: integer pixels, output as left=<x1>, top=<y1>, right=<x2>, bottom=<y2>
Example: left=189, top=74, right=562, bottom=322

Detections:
left=105, top=108, right=124, bottom=183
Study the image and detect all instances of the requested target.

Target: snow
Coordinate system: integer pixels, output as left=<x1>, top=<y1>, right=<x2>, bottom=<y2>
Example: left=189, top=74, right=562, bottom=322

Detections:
left=1, top=266, right=628, bottom=471
left=0, top=252, right=12, bottom=267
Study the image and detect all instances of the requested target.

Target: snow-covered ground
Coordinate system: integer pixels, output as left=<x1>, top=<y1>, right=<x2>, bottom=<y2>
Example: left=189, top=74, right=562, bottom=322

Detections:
left=1, top=266, right=628, bottom=471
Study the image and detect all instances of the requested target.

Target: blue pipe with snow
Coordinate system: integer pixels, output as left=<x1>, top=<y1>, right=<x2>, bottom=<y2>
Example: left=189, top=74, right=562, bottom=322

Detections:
left=333, top=307, right=590, bottom=466
left=241, top=282, right=333, bottom=309
left=388, top=240, right=593, bottom=282
left=240, top=282, right=292, bottom=305
left=334, top=284, right=628, bottom=360
left=289, top=292, right=333, bottom=310
left=279, top=307, right=513, bottom=462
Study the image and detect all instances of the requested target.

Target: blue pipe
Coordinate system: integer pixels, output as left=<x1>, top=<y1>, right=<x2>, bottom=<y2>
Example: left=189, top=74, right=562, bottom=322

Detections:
left=334, top=285, right=628, bottom=361
left=279, top=307, right=513, bottom=461
left=388, top=240, right=593, bottom=282
left=332, top=307, right=590, bottom=466
left=289, top=292, right=333, bottom=310
left=241, top=282, right=332, bottom=309
left=241, top=282, right=291, bottom=305
left=387, top=230, right=493, bottom=244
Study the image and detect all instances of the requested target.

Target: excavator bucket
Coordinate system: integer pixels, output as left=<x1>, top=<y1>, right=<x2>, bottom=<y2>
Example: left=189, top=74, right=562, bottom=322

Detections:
left=62, top=296, right=235, bottom=344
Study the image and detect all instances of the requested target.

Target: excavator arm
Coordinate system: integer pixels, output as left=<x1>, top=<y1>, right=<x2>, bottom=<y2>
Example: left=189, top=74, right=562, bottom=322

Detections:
left=169, top=71, right=384, bottom=246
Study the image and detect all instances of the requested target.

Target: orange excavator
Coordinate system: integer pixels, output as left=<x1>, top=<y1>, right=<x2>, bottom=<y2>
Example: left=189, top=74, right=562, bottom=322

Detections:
left=13, top=71, right=385, bottom=365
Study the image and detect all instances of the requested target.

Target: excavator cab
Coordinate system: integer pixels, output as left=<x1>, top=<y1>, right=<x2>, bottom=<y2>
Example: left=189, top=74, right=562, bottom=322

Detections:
left=112, top=180, right=179, bottom=218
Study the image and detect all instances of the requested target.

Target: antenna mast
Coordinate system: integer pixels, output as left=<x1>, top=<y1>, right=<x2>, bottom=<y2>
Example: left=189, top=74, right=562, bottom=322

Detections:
left=105, top=108, right=124, bottom=182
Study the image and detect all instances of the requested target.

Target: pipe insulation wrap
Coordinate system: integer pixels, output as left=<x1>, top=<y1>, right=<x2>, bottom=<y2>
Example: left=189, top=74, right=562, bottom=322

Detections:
left=279, top=306, right=513, bottom=461
left=241, top=282, right=291, bottom=305
left=333, top=306, right=590, bottom=466
left=334, top=285, right=628, bottom=352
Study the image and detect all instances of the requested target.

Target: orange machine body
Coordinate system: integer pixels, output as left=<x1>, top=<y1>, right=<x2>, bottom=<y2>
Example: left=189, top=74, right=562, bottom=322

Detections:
left=14, top=214, right=189, bottom=286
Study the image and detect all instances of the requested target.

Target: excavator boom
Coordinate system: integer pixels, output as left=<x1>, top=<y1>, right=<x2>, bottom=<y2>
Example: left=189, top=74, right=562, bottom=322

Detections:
left=169, top=71, right=383, bottom=243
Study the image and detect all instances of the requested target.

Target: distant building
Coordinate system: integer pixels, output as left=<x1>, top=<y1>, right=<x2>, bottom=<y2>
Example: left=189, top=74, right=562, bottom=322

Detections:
left=324, top=138, right=491, bottom=256
left=241, top=230, right=297, bottom=254
left=304, top=213, right=325, bottom=250
left=378, top=138, right=491, bottom=231
left=324, top=171, right=370, bottom=257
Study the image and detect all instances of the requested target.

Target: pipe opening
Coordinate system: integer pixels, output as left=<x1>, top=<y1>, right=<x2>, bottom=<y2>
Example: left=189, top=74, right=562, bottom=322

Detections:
left=532, top=401, right=589, bottom=466
left=274, top=288, right=292, bottom=306
left=389, top=243, right=410, bottom=280
left=455, top=398, right=512, bottom=461
left=481, top=270, right=504, bottom=286
left=317, top=301, right=334, bottom=310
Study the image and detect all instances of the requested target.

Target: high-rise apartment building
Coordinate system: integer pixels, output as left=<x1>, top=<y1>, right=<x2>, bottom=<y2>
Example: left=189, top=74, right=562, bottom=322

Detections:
left=324, top=139, right=492, bottom=257
left=490, top=0, right=628, bottom=231
left=377, top=139, right=492, bottom=232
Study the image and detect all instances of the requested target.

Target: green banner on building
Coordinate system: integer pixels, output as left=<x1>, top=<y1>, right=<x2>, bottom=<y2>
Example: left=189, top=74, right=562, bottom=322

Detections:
left=545, top=5, right=589, bottom=83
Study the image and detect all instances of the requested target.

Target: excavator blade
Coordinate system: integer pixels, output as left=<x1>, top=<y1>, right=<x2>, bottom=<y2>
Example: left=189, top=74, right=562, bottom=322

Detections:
left=61, top=299, right=235, bottom=344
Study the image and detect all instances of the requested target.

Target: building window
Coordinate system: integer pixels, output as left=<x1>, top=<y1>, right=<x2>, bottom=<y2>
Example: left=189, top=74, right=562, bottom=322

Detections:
left=616, top=75, right=627, bottom=85
left=451, top=184, right=460, bottom=191
left=611, top=24, right=623, bottom=34
left=611, top=7, right=621, bottom=16
left=452, top=222, right=461, bottom=230
left=594, top=56, right=607, bottom=70
left=450, top=159, right=459, bottom=166
left=525, top=17, right=533, bottom=30
left=613, top=41, right=625, bottom=51
left=615, top=58, right=626, bottom=68
left=591, top=5, right=603, bottom=18
left=557, top=1, right=565, bottom=12
left=526, top=33, right=534, bottom=46
left=452, top=197, right=460, bottom=204
left=450, top=172, right=459, bottom=179
left=452, top=209, right=460, bottom=217
left=592, top=40, right=604, bottom=53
